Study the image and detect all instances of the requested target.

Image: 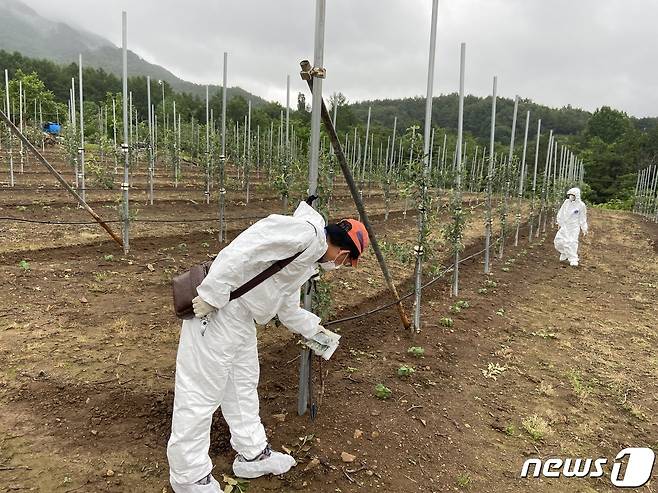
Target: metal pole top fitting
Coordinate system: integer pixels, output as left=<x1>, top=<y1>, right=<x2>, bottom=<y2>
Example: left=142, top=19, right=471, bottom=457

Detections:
left=299, top=60, right=326, bottom=80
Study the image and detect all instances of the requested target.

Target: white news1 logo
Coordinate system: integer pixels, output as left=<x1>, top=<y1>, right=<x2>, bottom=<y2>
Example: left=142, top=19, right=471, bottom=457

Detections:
left=521, top=448, right=656, bottom=487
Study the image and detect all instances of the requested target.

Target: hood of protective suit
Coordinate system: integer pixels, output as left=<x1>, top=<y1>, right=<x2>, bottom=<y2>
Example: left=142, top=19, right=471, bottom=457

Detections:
left=196, top=201, right=328, bottom=332
left=292, top=201, right=326, bottom=235
left=567, top=187, right=581, bottom=201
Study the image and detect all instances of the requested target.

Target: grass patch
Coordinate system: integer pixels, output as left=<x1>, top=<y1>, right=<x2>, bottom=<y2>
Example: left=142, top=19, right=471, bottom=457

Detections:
left=521, top=414, right=552, bottom=441
left=566, top=369, right=591, bottom=399
left=456, top=472, right=472, bottom=488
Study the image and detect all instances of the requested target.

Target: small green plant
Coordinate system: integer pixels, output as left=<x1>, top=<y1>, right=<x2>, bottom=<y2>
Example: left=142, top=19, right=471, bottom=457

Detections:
left=397, top=365, right=415, bottom=377
left=16, top=205, right=27, bottom=211
left=374, top=383, right=392, bottom=400
left=501, top=266, right=510, bottom=272
left=456, top=300, right=470, bottom=309
left=456, top=472, right=472, bottom=488
left=521, top=414, right=551, bottom=441
left=478, top=288, right=488, bottom=294
left=380, top=241, right=413, bottom=265
left=440, top=317, right=454, bottom=327
left=504, top=424, right=516, bottom=436
left=496, top=308, right=505, bottom=316
left=566, top=369, right=591, bottom=398
left=177, top=242, right=188, bottom=250
left=345, top=366, right=359, bottom=373
left=449, top=304, right=462, bottom=314
left=484, top=279, right=497, bottom=288
left=407, top=346, right=425, bottom=358
left=201, top=242, right=210, bottom=248
left=94, top=272, right=109, bottom=282
left=103, top=254, right=114, bottom=261
left=18, top=260, right=30, bottom=271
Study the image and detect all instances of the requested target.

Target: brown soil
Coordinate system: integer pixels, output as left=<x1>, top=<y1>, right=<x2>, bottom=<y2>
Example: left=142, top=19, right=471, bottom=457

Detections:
left=0, top=148, right=656, bottom=493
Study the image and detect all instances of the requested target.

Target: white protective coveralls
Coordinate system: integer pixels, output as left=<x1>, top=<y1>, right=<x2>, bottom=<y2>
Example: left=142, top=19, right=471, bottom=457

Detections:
left=167, top=201, right=327, bottom=487
left=554, top=187, right=588, bottom=265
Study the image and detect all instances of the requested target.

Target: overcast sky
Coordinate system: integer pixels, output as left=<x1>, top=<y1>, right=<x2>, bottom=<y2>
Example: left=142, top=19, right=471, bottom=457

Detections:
left=20, top=0, right=658, bottom=117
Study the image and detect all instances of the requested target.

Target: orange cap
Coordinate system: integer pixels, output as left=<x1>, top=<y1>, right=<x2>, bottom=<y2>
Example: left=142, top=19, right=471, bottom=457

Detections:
left=340, top=219, right=370, bottom=266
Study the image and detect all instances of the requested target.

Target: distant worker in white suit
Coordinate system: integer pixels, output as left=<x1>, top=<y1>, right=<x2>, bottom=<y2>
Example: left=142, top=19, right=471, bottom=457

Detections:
left=554, top=187, right=588, bottom=267
left=167, top=199, right=370, bottom=493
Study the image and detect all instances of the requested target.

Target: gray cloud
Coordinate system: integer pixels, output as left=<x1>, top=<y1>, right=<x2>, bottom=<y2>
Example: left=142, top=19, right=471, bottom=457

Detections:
left=18, top=0, right=658, bottom=117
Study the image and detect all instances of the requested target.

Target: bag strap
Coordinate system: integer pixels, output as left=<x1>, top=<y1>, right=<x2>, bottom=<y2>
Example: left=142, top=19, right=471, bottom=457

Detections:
left=228, top=250, right=305, bottom=300
left=227, top=216, right=319, bottom=301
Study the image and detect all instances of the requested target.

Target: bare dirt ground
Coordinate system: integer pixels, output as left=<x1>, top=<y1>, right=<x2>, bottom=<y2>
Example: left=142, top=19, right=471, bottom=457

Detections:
left=0, top=147, right=656, bottom=493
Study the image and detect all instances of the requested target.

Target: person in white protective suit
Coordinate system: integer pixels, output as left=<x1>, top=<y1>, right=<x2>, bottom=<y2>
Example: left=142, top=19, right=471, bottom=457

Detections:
left=167, top=200, right=370, bottom=493
left=554, top=187, right=588, bottom=267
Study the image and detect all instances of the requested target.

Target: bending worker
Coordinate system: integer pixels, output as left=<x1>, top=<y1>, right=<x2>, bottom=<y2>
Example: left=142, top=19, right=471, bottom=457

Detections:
left=167, top=199, right=370, bottom=493
left=554, top=187, right=588, bottom=267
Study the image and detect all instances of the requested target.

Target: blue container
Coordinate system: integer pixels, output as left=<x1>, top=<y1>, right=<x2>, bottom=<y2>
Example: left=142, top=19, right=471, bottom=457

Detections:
left=42, top=122, right=61, bottom=135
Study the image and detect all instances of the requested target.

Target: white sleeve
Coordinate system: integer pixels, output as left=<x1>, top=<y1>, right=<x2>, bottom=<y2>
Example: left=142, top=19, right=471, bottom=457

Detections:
left=277, top=289, right=322, bottom=339
left=556, top=202, right=567, bottom=226
left=196, top=217, right=316, bottom=311
left=580, top=204, right=588, bottom=233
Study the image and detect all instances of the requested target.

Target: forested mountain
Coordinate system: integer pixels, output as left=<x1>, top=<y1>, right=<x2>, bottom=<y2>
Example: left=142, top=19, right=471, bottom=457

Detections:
left=0, top=0, right=265, bottom=105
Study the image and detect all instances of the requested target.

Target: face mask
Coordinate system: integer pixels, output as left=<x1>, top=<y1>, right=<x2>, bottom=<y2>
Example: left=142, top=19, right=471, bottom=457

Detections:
left=319, top=250, right=350, bottom=271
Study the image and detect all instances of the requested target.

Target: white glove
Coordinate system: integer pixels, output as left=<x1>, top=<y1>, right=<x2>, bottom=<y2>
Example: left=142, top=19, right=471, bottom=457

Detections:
left=192, top=296, right=216, bottom=318
left=304, top=326, right=340, bottom=361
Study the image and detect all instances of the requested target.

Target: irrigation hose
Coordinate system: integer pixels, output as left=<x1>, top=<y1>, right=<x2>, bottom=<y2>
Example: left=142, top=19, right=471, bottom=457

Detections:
left=324, top=243, right=499, bottom=328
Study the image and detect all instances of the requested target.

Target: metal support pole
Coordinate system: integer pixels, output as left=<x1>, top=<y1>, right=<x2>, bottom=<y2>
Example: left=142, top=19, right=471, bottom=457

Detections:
left=219, top=52, right=227, bottom=243
left=4, top=69, right=14, bottom=187
left=514, top=110, right=530, bottom=246
left=298, top=0, right=326, bottom=420
left=499, top=95, right=518, bottom=259
left=147, top=76, right=154, bottom=205
left=452, top=41, right=465, bottom=297
left=528, top=118, right=541, bottom=242
left=78, top=54, right=86, bottom=203
left=121, top=11, right=130, bottom=254
left=413, top=0, right=439, bottom=329
left=483, top=76, right=497, bottom=274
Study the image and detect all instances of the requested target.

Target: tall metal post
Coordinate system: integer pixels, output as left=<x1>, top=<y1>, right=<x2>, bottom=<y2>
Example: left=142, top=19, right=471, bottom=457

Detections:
left=78, top=54, right=86, bottom=203
left=362, top=106, right=371, bottom=184
left=219, top=52, right=228, bottom=243
left=246, top=99, right=251, bottom=203
left=499, top=95, right=519, bottom=259
left=483, top=76, right=497, bottom=274
left=452, top=41, right=465, bottom=296
left=528, top=119, right=541, bottom=241
left=205, top=85, right=210, bottom=204
left=112, top=97, right=118, bottom=173
left=4, top=69, right=14, bottom=187
left=121, top=11, right=130, bottom=254
left=286, top=74, right=290, bottom=165
left=514, top=110, right=530, bottom=246
left=147, top=76, right=154, bottom=205
left=412, top=0, right=439, bottom=328
left=298, top=0, right=326, bottom=419
left=18, top=80, right=25, bottom=173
